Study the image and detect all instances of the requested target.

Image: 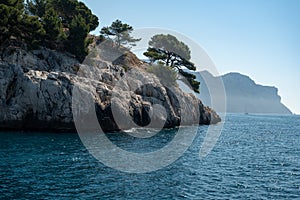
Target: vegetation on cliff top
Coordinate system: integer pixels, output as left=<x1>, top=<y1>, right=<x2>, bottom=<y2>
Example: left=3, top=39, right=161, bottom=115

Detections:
left=144, top=34, right=200, bottom=93
left=0, top=1, right=200, bottom=93
left=0, top=0, right=98, bottom=62
left=100, top=19, right=141, bottom=49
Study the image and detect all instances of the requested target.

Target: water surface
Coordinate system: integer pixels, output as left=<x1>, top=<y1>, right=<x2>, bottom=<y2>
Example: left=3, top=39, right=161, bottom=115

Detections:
left=0, top=114, right=299, bottom=199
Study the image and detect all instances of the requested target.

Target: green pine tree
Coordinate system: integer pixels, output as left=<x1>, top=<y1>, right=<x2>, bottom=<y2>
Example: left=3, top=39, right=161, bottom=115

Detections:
left=66, top=15, right=89, bottom=62
left=1, top=0, right=99, bottom=62
left=100, top=19, right=141, bottom=49
left=144, top=34, right=200, bottom=93
left=0, top=0, right=24, bottom=44
left=42, top=7, right=64, bottom=49
left=20, top=15, right=46, bottom=49
left=25, top=0, right=47, bottom=17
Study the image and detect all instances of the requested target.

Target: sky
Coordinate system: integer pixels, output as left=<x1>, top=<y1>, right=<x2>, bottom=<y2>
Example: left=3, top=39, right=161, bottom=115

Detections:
left=81, top=0, right=300, bottom=114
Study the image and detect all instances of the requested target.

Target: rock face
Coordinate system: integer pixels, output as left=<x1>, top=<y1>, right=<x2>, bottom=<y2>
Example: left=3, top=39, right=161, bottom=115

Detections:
left=0, top=46, right=220, bottom=132
left=195, top=71, right=292, bottom=114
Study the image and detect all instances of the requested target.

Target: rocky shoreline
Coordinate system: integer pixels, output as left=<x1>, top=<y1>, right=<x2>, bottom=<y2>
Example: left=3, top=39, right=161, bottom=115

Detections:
left=0, top=46, right=221, bottom=133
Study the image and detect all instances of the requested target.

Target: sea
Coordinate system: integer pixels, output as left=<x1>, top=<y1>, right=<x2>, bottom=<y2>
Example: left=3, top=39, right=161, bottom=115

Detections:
left=0, top=114, right=299, bottom=199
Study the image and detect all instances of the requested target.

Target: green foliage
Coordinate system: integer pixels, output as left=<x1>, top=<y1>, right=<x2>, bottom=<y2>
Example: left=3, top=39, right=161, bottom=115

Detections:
left=48, top=0, right=77, bottom=26
left=0, top=5, right=13, bottom=43
left=144, top=34, right=200, bottom=93
left=20, top=15, right=46, bottom=49
left=149, top=34, right=191, bottom=60
left=0, top=0, right=45, bottom=48
left=66, top=15, right=89, bottom=62
left=0, top=0, right=24, bottom=43
left=143, top=48, right=167, bottom=63
left=48, top=0, right=99, bottom=32
left=42, top=7, right=63, bottom=49
left=179, top=70, right=200, bottom=93
left=0, top=0, right=99, bottom=62
left=75, top=1, right=98, bottom=32
left=30, top=0, right=99, bottom=59
left=100, top=19, right=141, bottom=48
left=26, top=0, right=47, bottom=17
left=0, top=0, right=24, bottom=9
left=147, top=64, right=178, bottom=87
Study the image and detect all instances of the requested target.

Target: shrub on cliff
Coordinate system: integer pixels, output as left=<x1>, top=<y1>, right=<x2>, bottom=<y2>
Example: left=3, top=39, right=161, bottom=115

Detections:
left=147, top=64, right=178, bottom=87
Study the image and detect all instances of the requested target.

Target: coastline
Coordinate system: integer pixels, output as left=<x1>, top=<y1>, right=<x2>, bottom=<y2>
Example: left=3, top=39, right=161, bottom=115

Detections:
left=0, top=46, right=221, bottom=133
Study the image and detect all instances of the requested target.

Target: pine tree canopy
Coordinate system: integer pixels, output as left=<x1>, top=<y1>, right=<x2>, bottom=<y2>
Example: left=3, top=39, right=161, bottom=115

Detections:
left=0, top=0, right=99, bottom=62
left=100, top=19, right=141, bottom=49
left=144, top=34, right=200, bottom=93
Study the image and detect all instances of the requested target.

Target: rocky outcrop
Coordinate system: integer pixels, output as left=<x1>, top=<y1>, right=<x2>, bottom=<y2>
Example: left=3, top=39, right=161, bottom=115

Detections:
left=0, top=46, right=220, bottom=132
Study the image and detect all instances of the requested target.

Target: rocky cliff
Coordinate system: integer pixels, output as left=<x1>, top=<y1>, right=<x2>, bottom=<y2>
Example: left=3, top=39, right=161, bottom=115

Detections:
left=0, top=46, right=220, bottom=132
left=195, top=71, right=292, bottom=114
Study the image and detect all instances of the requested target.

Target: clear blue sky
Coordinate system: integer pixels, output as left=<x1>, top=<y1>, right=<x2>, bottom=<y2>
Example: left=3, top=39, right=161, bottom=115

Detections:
left=82, top=0, right=300, bottom=114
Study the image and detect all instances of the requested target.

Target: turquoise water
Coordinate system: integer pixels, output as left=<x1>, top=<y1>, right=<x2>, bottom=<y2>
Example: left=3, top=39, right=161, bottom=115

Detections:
left=1, top=114, right=299, bottom=199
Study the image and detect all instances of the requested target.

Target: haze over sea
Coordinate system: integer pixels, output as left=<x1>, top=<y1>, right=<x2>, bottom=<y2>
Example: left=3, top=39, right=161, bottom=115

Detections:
left=1, top=114, right=299, bottom=199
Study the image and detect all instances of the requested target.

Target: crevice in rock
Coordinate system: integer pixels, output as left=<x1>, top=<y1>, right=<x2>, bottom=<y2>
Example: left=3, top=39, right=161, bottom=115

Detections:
left=6, top=76, right=17, bottom=105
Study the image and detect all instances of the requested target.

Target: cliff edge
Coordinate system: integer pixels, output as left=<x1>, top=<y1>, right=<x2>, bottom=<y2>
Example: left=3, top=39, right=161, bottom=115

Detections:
left=0, top=45, right=221, bottom=132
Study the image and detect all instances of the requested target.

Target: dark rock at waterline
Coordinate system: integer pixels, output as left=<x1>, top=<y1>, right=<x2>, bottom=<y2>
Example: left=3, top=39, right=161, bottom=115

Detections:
left=0, top=46, right=220, bottom=132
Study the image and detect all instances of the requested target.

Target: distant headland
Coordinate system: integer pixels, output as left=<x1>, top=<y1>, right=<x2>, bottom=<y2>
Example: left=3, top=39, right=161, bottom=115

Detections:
left=194, top=71, right=292, bottom=115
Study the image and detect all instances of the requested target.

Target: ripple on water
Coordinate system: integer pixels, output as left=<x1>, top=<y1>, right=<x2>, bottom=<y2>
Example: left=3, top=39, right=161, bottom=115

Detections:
left=0, top=114, right=300, bottom=199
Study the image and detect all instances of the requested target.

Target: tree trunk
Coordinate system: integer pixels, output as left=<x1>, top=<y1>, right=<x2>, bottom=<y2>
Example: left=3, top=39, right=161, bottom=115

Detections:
left=166, top=52, right=171, bottom=66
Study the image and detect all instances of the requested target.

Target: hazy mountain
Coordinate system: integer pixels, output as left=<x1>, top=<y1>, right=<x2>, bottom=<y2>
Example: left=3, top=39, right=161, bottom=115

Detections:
left=193, top=71, right=292, bottom=114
